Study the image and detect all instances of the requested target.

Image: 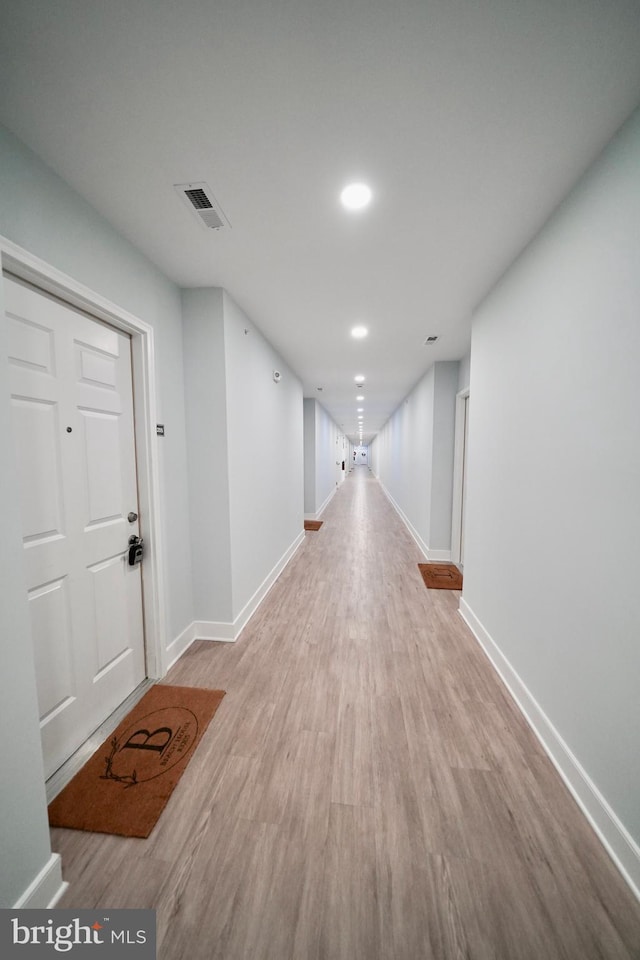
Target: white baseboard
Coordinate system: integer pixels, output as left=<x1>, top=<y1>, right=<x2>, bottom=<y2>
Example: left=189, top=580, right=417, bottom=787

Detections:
left=165, top=620, right=199, bottom=671
left=167, top=530, right=306, bottom=656
left=378, top=481, right=451, bottom=562
left=14, top=853, right=68, bottom=908
left=459, top=598, right=640, bottom=902
left=193, top=620, right=236, bottom=642
left=305, top=485, right=336, bottom=521
left=230, top=530, right=305, bottom=639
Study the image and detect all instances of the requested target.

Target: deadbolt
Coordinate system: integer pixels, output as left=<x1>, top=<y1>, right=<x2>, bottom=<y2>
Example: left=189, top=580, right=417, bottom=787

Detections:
left=127, top=511, right=138, bottom=523
left=127, top=534, right=144, bottom=566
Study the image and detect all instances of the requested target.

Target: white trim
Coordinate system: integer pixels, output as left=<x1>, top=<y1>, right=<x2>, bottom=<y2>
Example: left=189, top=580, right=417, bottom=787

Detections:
left=304, top=485, right=336, bottom=521
left=193, top=620, right=236, bottom=643
left=450, top=388, right=470, bottom=565
left=169, top=530, right=306, bottom=652
left=165, top=621, right=199, bottom=671
left=0, top=235, right=167, bottom=680
left=233, top=529, right=305, bottom=637
left=378, top=480, right=451, bottom=562
left=459, top=597, right=640, bottom=902
left=14, top=853, right=68, bottom=908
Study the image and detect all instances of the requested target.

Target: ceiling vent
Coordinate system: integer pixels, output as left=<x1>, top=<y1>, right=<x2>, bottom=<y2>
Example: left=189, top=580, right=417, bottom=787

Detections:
left=174, top=182, right=229, bottom=230
left=423, top=335, right=439, bottom=345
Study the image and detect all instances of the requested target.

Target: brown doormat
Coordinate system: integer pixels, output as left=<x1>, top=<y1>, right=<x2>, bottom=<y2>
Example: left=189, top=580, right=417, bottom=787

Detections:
left=304, top=520, right=323, bottom=531
left=418, top=562, right=463, bottom=590
left=48, top=684, right=225, bottom=838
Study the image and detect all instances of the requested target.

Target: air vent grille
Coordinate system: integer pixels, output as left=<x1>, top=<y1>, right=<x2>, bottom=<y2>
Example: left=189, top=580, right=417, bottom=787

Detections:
left=198, top=207, right=224, bottom=230
left=423, top=335, right=439, bottom=345
left=185, top=188, right=212, bottom=210
left=175, top=182, right=229, bottom=231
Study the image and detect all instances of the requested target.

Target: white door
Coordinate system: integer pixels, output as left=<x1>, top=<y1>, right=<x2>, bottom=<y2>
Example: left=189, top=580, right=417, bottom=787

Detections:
left=5, top=274, right=146, bottom=779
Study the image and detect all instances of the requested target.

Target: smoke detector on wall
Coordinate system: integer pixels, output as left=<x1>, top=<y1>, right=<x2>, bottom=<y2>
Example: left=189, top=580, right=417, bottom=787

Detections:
left=174, top=182, right=230, bottom=230
left=273, top=370, right=282, bottom=383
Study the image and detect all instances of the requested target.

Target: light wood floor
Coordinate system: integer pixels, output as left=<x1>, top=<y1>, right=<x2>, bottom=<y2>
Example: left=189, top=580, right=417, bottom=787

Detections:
left=52, top=467, right=640, bottom=959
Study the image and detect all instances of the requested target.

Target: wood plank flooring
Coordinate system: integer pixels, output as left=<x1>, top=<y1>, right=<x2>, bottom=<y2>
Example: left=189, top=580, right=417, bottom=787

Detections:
left=51, top=467, right=640, bottom=959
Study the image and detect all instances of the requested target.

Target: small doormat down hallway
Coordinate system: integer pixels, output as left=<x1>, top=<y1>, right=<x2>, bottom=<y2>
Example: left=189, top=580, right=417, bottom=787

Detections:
left=304, top=520, right=323, bottom=531
left=48, top=684, right=225, bottom=838
left=418, top=562, right=463, bottom=590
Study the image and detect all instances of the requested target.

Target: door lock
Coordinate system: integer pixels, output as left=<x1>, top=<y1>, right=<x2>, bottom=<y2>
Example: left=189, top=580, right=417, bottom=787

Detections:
left=127, top=511, right=138, bottom=523
left=128, top=534, right=144, bottom=566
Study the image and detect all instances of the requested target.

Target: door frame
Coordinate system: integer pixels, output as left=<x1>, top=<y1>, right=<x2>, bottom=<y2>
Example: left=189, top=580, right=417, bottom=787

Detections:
left=450, top=387, right=470, bottom=567
left=1, top=234, right=167, bottom=680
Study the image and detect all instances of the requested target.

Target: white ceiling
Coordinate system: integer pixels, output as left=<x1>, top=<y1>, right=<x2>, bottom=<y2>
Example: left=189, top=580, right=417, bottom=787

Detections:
left=1, top=1, right=639, bottom=443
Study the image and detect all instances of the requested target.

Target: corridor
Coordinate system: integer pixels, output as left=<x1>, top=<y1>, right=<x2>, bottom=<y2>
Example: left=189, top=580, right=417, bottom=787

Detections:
left=51, top=467, right=640, bottom=959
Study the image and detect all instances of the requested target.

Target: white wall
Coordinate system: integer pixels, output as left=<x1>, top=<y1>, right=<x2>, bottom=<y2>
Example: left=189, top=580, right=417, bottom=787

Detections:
left=0, top=125, right=194, bottom=906
left=370, top=361, right=459, bottom=559
left=429, top=363, right=459, bottom=548
left=181, top=290, right=304, bottom=633
left=303, top=398, right=345, bottom=518
left=457, top=351, right=471, bottom=392
left=462, top=108, right=640, bottom=888
left=224, top=292, right=304, bottom=621
left=303, top=399, right=317, bottom=514
left=182, top=289, right=232, bottom=623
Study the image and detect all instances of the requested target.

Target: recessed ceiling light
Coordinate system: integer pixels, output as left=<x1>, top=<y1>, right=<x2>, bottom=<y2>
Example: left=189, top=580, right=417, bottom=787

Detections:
left=351, top=325, right=368, bottom=339
left=340, top=183, right=372, bottom=211
left=357, top=408, right=363, bottom=412
left=358, top=416, right=363, bottom=420
left=356, top=394, right=364, bottom=401
left=354, top=375, right=365, bottom=383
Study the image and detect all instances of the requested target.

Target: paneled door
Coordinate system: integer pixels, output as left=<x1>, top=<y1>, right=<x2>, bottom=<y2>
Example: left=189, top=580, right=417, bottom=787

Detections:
left=4, top=274, right=146, bottom=779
